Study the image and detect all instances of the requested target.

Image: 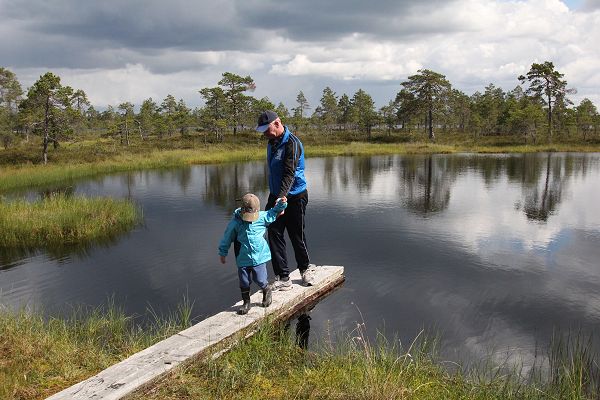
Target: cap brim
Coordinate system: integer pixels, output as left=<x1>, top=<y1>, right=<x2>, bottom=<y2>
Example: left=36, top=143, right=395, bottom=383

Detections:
left=241, top=211, right=259, bottom=222
left=255, top=124, right=270, bottom=133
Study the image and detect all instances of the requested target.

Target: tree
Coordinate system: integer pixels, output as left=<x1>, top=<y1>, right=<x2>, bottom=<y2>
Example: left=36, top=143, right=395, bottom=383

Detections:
left=575, top=98, right=598, bottom=140
left=0, top=67, right=23, bottom=146
left=448, top=89, right=470, bottom=133
left=518, top=61, right=574, bottom=141
left=175, top=99, right=191, bottom=136
left=218, top=72, right=255, bottom=135
left=400, top=69, right=451, bottom=141
left=139, top=98, right=158, bottom=139
left=199, top=87, right=227, bottom=141
left=71, top=89, right=90, bottom=135
left=472, top=84, right=505, bottom=135
left=395, top=88, right=418, bottom=133
left=350, top=89, right=377, bottom=140
left=275, top=102, right=290, bottom=120
left=379, top=100, right=397, bottom=136
left=337, top=94, right=352, bottom=131
left=19, top=72, right=75, bottom=164
left=317, top=87, right=339, bottom=133
left=0, top=67, right=23, bottom=113
left=506, top=95, right=546, bottom=144
left=117, top=102, right=135, bottom=145
left=293, top=90, right=310, bottom=119
left=160, top=94, right=178, bottom=137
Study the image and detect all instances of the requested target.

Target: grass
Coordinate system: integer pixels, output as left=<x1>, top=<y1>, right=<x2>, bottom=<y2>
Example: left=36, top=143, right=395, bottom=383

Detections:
left=1, top=304, right=597, bottom=400
left=132, top=323, right=600, bottom=400
left=0, top=194, right=142, bottom=249
left=0, top=299, right=194, bottom=400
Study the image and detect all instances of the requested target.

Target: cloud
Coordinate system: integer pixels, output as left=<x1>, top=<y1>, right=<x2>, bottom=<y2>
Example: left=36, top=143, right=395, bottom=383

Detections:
left=1, top=0, right=599, bottom=108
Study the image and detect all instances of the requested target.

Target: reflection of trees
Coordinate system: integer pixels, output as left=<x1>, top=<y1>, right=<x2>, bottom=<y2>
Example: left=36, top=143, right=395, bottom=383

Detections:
left=518, top=153, right=567, bottom=222
left=176, top=167, right=192, bottom=193
left=350, top=156, right=394, bottom=191
left=38, top=185, right=75, bottom=199
left=0, top=231, right=127, bottom=270
left=203, top=162, right=268, bottom=213
left=398, top=155, right=456, bottom=215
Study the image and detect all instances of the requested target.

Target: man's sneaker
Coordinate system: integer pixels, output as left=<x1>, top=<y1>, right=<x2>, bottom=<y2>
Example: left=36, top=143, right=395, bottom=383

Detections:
left=271, top=276, right=293, bottom=291
left=301, top=264, right=317, bottom=286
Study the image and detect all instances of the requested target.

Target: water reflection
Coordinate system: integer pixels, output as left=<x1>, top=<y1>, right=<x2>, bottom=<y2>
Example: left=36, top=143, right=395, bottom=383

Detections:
left=1, top=153, right=599, bottom=368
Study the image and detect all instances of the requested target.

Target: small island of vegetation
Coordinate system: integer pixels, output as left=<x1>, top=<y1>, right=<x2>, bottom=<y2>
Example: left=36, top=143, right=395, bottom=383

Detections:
left=0, top=194, right=141, bottom=249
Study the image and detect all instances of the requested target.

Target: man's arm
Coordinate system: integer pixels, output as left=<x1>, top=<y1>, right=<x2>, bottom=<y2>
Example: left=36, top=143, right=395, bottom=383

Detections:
left=278, top=138, right=301, bottom=197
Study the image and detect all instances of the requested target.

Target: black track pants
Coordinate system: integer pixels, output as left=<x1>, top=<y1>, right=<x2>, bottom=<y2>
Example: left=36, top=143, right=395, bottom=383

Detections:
left=266, top=192, right=310, bottom=279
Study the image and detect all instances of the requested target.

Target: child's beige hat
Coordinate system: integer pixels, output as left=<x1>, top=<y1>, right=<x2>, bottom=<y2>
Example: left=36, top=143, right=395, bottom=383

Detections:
left=240, top=193, right=260, bottom=222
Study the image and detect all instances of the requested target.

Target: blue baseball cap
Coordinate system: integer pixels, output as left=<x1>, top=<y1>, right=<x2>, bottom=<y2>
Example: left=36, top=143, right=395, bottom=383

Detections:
left=255, top=110, right=278, bottom=133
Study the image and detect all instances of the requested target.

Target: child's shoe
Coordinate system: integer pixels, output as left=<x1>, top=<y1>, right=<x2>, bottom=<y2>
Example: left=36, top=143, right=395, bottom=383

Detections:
left=262, top=286, right=272, bottom=307
left=238, top=289, right=251, bottom=315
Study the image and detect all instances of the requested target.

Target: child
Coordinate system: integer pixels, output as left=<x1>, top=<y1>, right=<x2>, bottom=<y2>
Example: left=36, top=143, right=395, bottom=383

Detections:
left=218, top=193, right=287, bottom=315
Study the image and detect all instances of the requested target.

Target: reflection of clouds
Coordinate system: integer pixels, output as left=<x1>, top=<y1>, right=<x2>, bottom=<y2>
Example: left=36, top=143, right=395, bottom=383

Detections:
left=309, top=154, right=600, bottom=266
left=305, top=153, right=600, bottom=368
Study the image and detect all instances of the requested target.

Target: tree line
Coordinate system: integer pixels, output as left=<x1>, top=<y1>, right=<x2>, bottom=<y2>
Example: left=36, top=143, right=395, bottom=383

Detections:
left=1, top=62, right=599, bottom=163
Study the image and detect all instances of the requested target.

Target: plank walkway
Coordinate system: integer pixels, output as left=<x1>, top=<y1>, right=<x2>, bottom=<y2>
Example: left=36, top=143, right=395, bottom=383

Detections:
left=46, top=265, right=344, bottom=400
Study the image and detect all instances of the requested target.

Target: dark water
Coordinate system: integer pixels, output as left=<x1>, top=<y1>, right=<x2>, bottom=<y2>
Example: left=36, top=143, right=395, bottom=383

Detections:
left=2, top=153, right=600, bottom=367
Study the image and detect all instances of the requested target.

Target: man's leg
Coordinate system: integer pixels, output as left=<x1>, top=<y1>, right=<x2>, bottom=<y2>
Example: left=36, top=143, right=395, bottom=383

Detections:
left=266, top=195, right=289, bottom=279
left=286, top=195, right=310, bottom=273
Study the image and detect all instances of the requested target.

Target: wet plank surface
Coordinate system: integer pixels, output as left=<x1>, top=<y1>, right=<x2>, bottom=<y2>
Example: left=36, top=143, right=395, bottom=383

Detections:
left=46, top=265, right=344, bottom=400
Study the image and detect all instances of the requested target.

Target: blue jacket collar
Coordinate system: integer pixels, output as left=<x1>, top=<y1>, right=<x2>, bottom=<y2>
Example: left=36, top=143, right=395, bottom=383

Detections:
left=270, top=126, right=291, bottom=147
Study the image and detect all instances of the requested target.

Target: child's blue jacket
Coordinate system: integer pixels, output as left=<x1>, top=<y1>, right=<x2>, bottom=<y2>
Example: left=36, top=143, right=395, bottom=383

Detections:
left=218, top=200, right=287, bottom=267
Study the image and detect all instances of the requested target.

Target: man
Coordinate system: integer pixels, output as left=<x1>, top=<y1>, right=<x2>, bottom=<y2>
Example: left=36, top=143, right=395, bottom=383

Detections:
left=255, top=110, right=316, bottom=290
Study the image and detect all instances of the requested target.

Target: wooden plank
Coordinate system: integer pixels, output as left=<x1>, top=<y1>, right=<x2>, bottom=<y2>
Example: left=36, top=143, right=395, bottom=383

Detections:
left=46, top=265, right=344, bottom=400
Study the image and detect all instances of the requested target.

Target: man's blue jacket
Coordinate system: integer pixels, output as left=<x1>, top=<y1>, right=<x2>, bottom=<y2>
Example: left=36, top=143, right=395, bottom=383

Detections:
left=267, top=126, right=307, bottom=197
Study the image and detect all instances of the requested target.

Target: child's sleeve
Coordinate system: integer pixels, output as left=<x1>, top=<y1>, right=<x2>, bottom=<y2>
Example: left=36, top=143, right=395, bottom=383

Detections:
left=218, top=219, right=237, bottom=257
left=264, top=200, right=288, bottom=225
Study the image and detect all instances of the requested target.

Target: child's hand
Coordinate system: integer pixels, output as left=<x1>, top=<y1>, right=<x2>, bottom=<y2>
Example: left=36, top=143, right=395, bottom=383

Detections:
left=220, top=256, right=226, bottom=264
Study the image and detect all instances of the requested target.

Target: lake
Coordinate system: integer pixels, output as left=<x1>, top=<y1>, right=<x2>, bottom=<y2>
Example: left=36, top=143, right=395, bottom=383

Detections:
left=1, top=152, right=600, bottom=367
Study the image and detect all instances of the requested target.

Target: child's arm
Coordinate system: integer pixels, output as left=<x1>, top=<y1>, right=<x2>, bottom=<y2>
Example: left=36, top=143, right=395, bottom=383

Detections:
left=218, top=218, right=237, bottom=264
left=264, top=197, right=288, bottom=225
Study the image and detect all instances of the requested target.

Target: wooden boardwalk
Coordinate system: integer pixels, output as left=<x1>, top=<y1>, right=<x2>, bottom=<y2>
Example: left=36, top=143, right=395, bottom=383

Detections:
left=46, top=265, right=344, bottom=400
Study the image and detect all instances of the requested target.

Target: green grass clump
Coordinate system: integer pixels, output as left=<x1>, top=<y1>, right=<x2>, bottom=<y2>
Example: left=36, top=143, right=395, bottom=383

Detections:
left=0, top=301, right=193, bottom=400
left=0, top=194, right=141, bottom=248
left=133, top=325, right=600, bottom=400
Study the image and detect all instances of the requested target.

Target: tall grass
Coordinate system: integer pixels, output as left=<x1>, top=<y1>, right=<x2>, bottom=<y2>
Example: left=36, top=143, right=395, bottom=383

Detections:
left=0, top=300, right=193, bottom=400
left=132, top=322, right=600, bottom=400
left=0, top=194, right=141, bottom=248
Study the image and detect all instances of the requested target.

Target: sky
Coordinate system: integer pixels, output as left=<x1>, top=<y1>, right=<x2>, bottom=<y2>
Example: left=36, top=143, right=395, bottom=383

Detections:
left=1, top=0, right=599, bottom=111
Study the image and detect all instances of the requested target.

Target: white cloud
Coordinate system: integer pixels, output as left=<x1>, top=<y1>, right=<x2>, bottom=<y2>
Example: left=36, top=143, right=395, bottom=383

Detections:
left=3, top=0, right=599, bottom=108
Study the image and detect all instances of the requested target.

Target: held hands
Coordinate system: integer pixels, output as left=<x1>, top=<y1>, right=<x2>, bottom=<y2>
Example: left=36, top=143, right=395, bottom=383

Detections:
left=220, top=256, right=226, bottom=264
left=276, top=196, right=287, bottom=217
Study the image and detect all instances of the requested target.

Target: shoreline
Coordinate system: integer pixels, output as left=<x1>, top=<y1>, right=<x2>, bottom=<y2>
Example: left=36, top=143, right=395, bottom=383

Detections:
left=2, top=141, right=600, bottom=193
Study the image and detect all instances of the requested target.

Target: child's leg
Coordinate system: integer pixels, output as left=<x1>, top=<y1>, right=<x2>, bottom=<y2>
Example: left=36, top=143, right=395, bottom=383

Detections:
left=251, top=263, right=268, bottom=289
left=237, top=267, right=252, bottom=315
left=251, top=263, right=271, bottom=307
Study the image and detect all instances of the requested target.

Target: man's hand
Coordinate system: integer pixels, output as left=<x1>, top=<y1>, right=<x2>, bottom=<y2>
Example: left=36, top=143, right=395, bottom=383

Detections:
left=220, top=256, right=226, bottom=264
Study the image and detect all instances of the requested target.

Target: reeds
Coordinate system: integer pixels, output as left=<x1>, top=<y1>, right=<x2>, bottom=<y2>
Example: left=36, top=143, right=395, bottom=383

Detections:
left=0, top=194, right=141, bottom=248
left=0, top=299, right=193, bottom=400
left=133, top=321, right=600, bottom=400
